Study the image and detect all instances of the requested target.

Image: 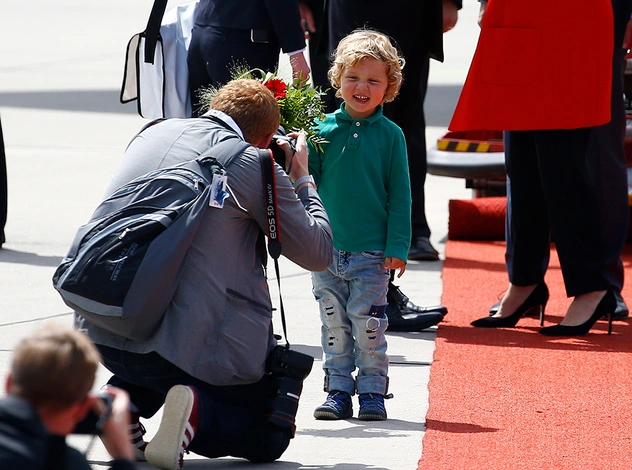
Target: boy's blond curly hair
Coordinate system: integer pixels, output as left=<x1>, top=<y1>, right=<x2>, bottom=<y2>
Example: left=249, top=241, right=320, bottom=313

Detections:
left=328, top=28, right=405, bottom=104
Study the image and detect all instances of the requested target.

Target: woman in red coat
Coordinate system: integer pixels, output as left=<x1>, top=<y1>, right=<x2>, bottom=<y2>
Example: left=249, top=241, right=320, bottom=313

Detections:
left=452, top=0, right=629, bottom=335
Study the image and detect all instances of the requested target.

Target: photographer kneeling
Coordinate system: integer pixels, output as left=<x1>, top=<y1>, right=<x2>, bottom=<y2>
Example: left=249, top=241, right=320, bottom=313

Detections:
left=0, top=324, right=135, bottom=469
left=75, top=79, right=333, bottom=469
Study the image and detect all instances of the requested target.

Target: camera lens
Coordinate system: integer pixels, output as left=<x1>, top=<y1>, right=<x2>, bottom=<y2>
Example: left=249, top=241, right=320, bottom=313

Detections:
left=268, top=126, right=298, bottom=171
left=266, top=376, right=304, bottom=436
left=71, top=392, right=113, bottom=435
left=264, top=346, right=314, bottom=437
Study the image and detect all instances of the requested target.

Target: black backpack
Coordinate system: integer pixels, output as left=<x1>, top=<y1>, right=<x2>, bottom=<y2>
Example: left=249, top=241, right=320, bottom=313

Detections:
left=53, top=138, right=248, bottom=341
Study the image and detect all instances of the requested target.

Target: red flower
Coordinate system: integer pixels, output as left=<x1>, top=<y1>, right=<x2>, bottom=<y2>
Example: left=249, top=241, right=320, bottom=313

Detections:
left=264, top=78, right=287, bottom=100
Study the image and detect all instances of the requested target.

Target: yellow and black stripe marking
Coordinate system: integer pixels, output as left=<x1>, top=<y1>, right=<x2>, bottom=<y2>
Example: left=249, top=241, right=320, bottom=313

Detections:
left=437, top=139, right=492, bottom=152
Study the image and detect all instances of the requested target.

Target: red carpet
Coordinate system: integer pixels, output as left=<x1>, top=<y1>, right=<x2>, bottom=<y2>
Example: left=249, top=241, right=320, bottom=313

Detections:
left=418, top=241, right=632, bottom=470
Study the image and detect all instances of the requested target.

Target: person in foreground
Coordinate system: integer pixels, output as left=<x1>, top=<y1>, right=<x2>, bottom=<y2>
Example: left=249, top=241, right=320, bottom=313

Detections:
left=453, top=0, right=631, bottom=336
left=76, top=79, right=333, bottom=469
left=0, top=324, right=135, bottom=469
left=308, top=29, right=411, bottom=421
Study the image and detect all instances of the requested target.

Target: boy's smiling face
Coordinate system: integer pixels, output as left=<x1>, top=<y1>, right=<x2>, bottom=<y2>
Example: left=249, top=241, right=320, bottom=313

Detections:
left=339, top=57, right=389, bottom=120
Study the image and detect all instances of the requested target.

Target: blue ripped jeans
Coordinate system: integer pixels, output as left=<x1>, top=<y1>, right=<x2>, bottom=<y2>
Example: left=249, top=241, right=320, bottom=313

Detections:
left=311, top=249, right=390, bottom=396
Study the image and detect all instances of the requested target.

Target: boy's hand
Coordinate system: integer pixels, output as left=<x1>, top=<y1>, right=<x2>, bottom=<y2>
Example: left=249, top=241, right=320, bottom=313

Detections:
left=384, top=257, right=406, bottom=277
left=278, top=131, right=309, bottom=182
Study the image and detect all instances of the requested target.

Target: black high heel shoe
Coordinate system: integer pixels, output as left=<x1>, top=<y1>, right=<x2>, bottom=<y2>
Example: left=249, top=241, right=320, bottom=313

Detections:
left=538, top=290, right=615, bottom=336
left=471, top=283, right=548, bottom=328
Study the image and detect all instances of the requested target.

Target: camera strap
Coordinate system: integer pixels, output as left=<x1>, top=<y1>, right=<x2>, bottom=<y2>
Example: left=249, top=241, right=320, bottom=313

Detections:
left=259, top=149, right=291, bottom=347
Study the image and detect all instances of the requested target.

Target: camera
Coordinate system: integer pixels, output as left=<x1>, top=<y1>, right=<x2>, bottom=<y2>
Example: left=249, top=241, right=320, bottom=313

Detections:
left=72, top=392, right=113, bottom=435
left=268, top=126, right=297, bottom=171
left=265, top=345, right=314, bottom=436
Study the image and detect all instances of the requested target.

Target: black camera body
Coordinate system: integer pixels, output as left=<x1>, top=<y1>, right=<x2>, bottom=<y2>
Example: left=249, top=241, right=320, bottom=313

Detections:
left=265, top=345, right=313, bottom=436
left=268, top=127, right=297, bottom=171
left=72, top=392, right=113, bottom=435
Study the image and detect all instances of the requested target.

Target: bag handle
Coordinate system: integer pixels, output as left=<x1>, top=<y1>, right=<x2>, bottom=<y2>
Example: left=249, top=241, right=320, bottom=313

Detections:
left=143, top=0, right=169, bottom=64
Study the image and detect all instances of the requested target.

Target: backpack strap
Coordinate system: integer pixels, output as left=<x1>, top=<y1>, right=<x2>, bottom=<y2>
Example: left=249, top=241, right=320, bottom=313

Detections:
left=138, top=117, right=167, bottom=134
left=197, top=138, right=250, bottom=171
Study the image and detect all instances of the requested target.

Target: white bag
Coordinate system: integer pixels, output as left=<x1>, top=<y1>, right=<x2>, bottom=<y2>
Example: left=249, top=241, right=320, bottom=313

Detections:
left=120, top=1, right=198, bottom=119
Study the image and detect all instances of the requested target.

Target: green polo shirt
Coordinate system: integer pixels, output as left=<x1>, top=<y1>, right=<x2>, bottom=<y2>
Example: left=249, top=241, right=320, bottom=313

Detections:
left=308, top=104, right=412, bottom=261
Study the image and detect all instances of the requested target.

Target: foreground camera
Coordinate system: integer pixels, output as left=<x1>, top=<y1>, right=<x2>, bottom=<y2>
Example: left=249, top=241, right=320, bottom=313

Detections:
left=268, top=126, right=296, bottom=171
left=265, top=345, right=314, bottom=436
left=72, top=392, right=113, bottom=435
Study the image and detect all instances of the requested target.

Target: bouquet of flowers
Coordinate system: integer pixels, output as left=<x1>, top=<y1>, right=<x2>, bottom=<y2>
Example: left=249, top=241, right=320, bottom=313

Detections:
left=197, top=65, right=328, bottom=149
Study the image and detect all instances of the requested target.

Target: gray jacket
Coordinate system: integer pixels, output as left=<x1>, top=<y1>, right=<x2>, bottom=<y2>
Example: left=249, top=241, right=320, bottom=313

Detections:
left=76, top=115, right=333, bottom=386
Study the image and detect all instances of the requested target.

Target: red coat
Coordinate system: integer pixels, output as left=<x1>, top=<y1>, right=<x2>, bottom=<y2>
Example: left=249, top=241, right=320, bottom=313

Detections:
left=449, top=0, right=613, bottom=131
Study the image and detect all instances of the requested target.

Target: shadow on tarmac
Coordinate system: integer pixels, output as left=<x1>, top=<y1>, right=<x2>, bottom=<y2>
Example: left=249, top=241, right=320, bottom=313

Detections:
left=0, top=248, right=62, bottom=267
left=0, top=84, right=463, bottom=127
left=93, top=457, right=396, bottom=470
left=0, top=90, right=137, bottom=115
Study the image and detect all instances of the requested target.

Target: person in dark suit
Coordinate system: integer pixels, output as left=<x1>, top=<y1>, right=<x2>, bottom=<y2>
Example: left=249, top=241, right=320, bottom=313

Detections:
left=187, top=0, right=311, bottom=116
left=324, top=0, right=461, bottom=263
left=301, top=0, right=460, bottom=332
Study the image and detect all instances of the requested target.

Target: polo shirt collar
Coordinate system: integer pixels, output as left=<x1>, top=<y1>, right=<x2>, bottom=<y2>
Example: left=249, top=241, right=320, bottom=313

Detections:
left=336, top=102, right=384, bottom=125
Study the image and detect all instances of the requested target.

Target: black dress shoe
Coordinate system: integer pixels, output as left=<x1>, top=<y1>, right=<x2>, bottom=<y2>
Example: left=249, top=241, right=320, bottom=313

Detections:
left=408, top=236, right=439, bottom=261
left=387, top=282, right=448, bottom=316
left=385, top=303, right=444, bottom=332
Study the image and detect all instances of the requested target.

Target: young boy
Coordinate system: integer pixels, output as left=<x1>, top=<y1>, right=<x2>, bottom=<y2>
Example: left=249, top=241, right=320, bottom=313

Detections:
left=308, top=29, right=411, bottom=421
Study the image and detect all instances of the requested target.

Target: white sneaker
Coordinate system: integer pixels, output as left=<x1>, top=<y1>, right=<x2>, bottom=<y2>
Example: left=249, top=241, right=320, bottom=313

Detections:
left=145, top=385, right=198, bottom=469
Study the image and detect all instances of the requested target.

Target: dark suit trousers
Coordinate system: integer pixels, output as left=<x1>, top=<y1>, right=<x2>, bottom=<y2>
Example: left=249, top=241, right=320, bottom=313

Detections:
left=382, top=56, right=431, bottom=239
left=504, top=124, right=624, bottom=296
left=187, top=26, right=281, bottom=116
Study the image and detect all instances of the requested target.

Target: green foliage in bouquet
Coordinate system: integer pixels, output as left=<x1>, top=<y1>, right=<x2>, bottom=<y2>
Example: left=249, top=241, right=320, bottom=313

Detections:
left=197, top=64, right=328, bottom=149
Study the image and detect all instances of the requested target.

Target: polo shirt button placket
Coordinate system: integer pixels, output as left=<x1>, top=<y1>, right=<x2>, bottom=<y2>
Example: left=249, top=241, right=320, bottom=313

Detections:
left=347, top=121, right=361, bottom=150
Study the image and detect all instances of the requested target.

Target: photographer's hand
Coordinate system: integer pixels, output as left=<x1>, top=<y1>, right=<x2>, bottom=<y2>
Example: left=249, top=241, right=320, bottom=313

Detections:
left=97, top=387, right=135, bottom=461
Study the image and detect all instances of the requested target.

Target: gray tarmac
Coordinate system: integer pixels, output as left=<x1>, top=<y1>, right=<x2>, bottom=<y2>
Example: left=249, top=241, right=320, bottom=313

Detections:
left=0, top=2, right=481, bottom=468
